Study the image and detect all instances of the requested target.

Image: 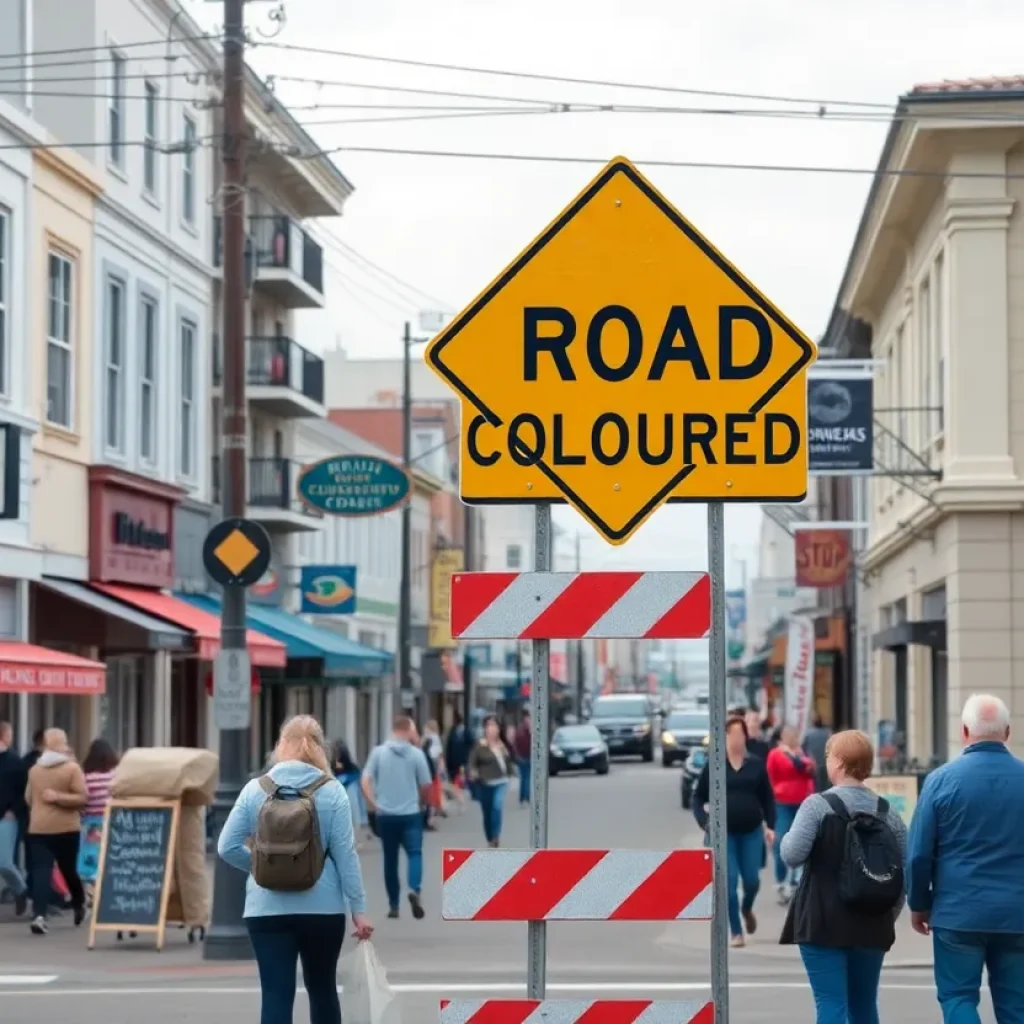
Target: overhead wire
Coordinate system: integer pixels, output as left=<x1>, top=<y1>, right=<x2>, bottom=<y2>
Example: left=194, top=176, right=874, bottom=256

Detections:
left=254, top=40, right=897, bottom=110
left=300, top=143, right=1024, bottom=181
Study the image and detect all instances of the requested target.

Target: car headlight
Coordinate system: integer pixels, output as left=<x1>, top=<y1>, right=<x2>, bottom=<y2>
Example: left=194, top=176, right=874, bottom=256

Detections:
left=635, top=723, right=651, bottom=735
left=661, top=731, right=676, bottom=745
left=550, top=746, right=563, bottom=757
left=587, top=745, right=605, bottom=755
left=702, top=735, right=710, bottom=746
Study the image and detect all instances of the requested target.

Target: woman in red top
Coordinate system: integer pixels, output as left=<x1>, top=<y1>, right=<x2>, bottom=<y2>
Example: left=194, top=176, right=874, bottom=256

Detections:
left=766, top=726, right=815, bottom=904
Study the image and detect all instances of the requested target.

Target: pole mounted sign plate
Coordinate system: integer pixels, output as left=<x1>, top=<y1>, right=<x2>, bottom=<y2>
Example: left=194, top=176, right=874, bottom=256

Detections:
left=202, top=517, right=271, bottom=588
left=425, top=156, right=817, bottom=545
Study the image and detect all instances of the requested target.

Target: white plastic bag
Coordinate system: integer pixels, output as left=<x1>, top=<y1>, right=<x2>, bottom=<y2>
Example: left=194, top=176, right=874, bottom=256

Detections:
left=338, top=941, right=402, bottom=1024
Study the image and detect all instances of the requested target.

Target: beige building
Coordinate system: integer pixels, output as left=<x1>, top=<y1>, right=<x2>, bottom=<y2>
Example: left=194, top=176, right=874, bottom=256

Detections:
left=826, top=75, right=1024, bottom=763
left=30, top=146, right=103, bottom=578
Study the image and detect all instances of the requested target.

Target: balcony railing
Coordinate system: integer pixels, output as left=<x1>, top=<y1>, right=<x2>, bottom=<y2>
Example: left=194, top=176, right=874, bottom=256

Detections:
left=873, top=406, right=944, bottom=478
left=213, top=214, right=324, bottom=297
left=211, top=455, right=318, bottom=517
left=212, top=335, right=324, bottom=405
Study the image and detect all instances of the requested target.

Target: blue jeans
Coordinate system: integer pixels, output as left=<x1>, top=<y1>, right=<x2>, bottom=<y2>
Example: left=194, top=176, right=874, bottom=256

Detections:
left=799, top=944, right=885, bottom=1024
left=376, top=813, right=423, bottom=911
left=774, top=803, right=801, bottom=885
left=726, top=828, right=763, bottom=937
left=0, top=816, right=26, bottom=897
left=479, top=781, right=508, bottom=842
left=247, top=914, right=346, bottom=1024
left=933, top=928, right=1024, bottom=1024
left=517, top=757, right=530, bottom=804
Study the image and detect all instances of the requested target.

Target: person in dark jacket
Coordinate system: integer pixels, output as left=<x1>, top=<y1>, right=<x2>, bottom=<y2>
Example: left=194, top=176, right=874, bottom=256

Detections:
left=801, top=712, right=832, bottom=793
left=0, top=721, right=28, bottom=914
left=445, top=713, right=471, bottom=786
left=694, top=716, right=776, bottom=947
left=467, top=716, right=515, bottom=847
left=780, top=729, right=907, bottom=1024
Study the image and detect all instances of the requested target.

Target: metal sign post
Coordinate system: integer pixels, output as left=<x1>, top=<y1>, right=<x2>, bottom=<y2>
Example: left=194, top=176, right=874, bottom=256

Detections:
left=528, top=503, right=552, bottom=998
left=706, top=502, right=729, bottom=1024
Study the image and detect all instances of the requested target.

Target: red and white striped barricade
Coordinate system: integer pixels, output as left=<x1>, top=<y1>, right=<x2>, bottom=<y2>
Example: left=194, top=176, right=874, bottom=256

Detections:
left=441, top=1000, right=715, bottom=1024
left=449, top=572, right=711, bottom=641
left=441, top=849, right=715, bottom=1021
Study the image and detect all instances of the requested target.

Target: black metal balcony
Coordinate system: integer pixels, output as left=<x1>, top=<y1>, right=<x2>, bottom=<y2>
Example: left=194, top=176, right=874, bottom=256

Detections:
left=212, top=214, right=325, bottom=308
left=211, top=456, right=320, bottom=530
left=212, top=335, right=324, bottom=416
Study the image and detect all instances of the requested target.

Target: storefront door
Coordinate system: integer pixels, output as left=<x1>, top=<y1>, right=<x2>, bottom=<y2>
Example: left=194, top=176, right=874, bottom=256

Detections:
left=102, top=656, right=151, bottom=753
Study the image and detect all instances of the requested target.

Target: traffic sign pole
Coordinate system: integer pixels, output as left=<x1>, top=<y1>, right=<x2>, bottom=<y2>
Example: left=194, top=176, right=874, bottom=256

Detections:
left=205, top=0, right=252, bottom=962
left=527, top=503, right=552, bottom=998
left=706, top=501, right=730, bottom=1023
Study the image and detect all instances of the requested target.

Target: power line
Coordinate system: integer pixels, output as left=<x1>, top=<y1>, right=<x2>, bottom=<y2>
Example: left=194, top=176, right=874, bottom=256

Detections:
left=302, top=142, right=1024, bottom=180
left=255, top=40, right=894, bottom=111
left=0, top=34, right=222, bottom=67
left=317, top=227, right=453, bottom=311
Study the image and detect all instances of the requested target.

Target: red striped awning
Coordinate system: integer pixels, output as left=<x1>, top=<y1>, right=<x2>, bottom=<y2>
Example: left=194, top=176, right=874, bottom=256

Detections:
left=0, top=643, right=106, bottom=695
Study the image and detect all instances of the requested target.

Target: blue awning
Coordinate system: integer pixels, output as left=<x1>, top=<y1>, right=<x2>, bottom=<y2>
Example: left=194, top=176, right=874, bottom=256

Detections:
left=176, top=594, right=393, bottom=680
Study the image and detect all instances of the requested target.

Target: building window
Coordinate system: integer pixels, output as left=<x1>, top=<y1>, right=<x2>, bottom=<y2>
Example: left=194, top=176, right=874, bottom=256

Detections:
left=46, top=253, right=74, bottom=428
left=105, top=277, right=125, bottom=451
left=506, top=544, right=522, bottom=569
left=139, top=296, right=158, bottom=463
left=143, top=81, right=158, bottom=194
left=181, top=115, right=196, bottom=225
left=109, top=51, right=125, bottom=167
left=0, top=209, right=7, bottom=397
left=919, top=276, right=930, bottom=446
left=179, top=318, right=196, bottom=477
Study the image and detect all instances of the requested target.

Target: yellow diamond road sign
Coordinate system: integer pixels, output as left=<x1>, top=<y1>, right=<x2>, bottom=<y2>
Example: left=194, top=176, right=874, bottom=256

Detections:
left=425, top=157, right=817, bottom=546
left=214, top=529, right=260, bottom=577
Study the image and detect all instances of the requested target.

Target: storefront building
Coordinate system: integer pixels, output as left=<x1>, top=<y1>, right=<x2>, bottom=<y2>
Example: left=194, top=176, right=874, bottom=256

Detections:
left=32, top=465, right=286, bottom=757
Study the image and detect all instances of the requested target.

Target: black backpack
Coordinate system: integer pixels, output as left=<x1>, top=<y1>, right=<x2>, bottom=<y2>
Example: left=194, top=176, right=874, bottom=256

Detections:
left=823, top=793, right=904, bottom=914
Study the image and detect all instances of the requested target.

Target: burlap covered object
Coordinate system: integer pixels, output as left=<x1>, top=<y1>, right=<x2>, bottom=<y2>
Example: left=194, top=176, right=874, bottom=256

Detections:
left=111, top=748, right=219, bottom=927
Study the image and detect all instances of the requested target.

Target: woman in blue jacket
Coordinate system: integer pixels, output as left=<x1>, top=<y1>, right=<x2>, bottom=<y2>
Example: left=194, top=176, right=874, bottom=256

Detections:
left=219, top=715, right=374, bottom=1024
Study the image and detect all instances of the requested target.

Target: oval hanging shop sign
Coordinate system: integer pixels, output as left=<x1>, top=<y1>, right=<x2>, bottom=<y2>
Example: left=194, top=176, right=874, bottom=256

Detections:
left=297, top=455, right=411, bottom=516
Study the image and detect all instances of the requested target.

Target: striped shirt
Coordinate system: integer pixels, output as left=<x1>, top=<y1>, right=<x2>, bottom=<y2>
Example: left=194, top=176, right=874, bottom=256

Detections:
left=83, top=770, right=115, bottom=816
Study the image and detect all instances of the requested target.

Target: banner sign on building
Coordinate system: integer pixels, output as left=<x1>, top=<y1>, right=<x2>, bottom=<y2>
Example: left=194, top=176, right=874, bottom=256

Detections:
left=783, top=615, right=815, bottom=738
left=725, top=589, right=746, bottom=663
left=299, top=565, right=357, bottom=615
left=808, top=376, right=873, bottom=474
left=429, top=548, right=464, bottom=649
left=795, top=529, right=853, bottom=589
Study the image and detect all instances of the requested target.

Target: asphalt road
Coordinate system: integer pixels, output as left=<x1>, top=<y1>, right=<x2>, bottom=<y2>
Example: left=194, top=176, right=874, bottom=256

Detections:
left=0, top=757, right=987, bottom=1022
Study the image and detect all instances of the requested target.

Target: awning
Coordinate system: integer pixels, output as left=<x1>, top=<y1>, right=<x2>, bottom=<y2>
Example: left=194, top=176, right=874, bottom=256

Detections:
left=178, top=594, right=393, bottom=680
left=0, top=643, right=105, bottom=695
left=39, top=578, right=192, bottom=652
left=93, top=585, right=287, bottom=668
left=872, top=620, right=947, bottom=652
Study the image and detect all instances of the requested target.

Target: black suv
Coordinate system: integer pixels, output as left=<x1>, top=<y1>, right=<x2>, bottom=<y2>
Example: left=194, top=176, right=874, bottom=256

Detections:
left=588, top=694, right=654, bottom=761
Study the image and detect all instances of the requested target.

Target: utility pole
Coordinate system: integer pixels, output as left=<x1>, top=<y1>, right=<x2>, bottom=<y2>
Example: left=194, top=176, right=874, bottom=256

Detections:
left=205, top=0, right=249, bottom=962
left=399, top=322, right=413, bottom=705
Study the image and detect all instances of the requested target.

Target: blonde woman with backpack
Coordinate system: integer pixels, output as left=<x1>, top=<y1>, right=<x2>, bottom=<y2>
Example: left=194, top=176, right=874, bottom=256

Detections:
left=218, top=715, right=374, bottom=1024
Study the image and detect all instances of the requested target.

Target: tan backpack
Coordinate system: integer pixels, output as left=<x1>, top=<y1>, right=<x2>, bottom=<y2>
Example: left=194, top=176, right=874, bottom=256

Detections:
left=251, top=774, right=331, bottom=891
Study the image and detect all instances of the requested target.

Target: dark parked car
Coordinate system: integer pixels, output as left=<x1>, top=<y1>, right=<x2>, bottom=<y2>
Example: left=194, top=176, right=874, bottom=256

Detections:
left=661, top=708, right=710, bottom=767
left=589, top=694, right=654, bottom=761
left=681, top=744, right=708, bottom=809
left=549, top=724, right=609, bottom=776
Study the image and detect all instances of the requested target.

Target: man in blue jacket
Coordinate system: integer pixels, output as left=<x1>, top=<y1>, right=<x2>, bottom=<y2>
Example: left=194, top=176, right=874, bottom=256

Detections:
left=908, top=693, right=1024, bottom=1023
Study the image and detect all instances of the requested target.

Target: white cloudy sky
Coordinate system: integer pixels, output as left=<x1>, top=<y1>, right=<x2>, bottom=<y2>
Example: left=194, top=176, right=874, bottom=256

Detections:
left=192, top=0, right=1024, bottom=580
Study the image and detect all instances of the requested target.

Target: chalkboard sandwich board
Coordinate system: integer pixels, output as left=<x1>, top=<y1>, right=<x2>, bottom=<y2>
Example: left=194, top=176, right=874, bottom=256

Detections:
left=88, top=799, right=180, bottom=951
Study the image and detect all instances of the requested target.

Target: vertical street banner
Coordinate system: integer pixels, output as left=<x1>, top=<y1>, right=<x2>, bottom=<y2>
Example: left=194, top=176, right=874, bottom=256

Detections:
left=808, top=375, right=873, bottom=473
left=783, top=615, right=816, bottom=738
left=725, top=590, right=747, bottom=664
left=794, top=529, right=853, bottom=589
left=429, top=547, right=464, bottom=649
